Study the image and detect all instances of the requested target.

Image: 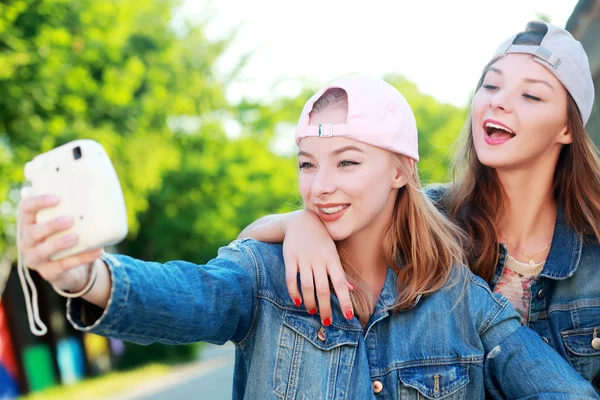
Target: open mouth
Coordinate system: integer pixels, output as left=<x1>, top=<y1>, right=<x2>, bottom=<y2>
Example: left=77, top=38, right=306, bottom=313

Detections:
left=484, top=121, right=516, bottom=141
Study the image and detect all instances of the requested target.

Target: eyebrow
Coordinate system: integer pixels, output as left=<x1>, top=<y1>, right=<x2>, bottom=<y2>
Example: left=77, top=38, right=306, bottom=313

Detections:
left=487, top=67, right=555, bottom=91
left=297, top=145, right=364, bottom=158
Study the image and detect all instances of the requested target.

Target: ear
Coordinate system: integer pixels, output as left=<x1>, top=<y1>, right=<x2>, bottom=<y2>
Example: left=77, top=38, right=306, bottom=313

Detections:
left=391, top=158, right=414, bottom=189
left=556, top=124, right=572, bottom=145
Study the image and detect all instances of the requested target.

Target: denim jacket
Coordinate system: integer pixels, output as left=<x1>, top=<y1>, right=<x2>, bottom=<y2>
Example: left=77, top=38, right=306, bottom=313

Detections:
left=426, top=184, right=600, bottom=393
left=66, top=239, right=597, bottom=399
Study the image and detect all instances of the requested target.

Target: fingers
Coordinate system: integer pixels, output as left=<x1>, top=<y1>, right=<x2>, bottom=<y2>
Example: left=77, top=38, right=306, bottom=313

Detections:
left=21, top=216, right=74, bottom=248
left=312, top=264, right=332, bottom=326
left=327, top=258, right=354, bottom=321
left=19, top=195, right=59, bottom=225
left=286, top=254, right=355, bottom=324
left=298, top=259, right=317, bottom=316
left=24, top=233, right=78, bottom=267
left=36, top=249, right=103, bottom=283
left=284, top=251, right=303, bottom=308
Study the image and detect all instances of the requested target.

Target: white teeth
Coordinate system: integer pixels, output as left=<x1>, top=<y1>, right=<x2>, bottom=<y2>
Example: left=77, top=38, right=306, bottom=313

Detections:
left=319, top=205, right=348, bottom=214
left=485, top=122, right=513, bottom=134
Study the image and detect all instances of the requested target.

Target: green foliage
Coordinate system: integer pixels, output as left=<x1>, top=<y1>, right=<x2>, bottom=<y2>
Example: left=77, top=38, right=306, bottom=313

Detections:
left=0, top=0, right=230, bottom=250
left=122, top=130, right=298, bottom=263
left=384, top=74, right=467, bottom=184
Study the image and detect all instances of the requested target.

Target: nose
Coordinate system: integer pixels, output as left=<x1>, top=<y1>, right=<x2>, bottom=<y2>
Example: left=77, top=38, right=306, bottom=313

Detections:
left=489, top=88, right=513, bottom=113
left=311, top=167, right=336, bottom=199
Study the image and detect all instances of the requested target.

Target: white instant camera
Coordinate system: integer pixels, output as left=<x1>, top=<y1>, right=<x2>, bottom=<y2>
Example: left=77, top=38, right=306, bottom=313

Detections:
left=23, top=139, right=128, bottom=260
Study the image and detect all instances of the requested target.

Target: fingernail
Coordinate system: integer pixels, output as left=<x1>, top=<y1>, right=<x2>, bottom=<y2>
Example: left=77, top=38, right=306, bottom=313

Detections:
left=348, top=282, right=355, bottom=291
left=309, top=308, right=317, bottom=315
left=344, top=310, right=354, bottom=320
left=322, top=318, right=332, bottom=327
left=45, top=195, right=59, bottom=204
left=294, top=298, right=302, bottom=307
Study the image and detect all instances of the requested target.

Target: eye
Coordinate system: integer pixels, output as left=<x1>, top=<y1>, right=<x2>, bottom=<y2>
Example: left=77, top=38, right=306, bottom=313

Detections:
left=523, top=94, right=542, bottom=102
left=482, top=84, right=499, bottom=91
left=338, top=160, right=359, bottom=168
left=298, top=161, right=314, bottom=170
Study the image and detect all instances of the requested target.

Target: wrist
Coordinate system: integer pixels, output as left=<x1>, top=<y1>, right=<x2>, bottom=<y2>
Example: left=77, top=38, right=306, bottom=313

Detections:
left=283, top=210, right=310, bottom=234
left=52, top=259, right=100, bottom=299
left=72, top=262, right=94, bottom=293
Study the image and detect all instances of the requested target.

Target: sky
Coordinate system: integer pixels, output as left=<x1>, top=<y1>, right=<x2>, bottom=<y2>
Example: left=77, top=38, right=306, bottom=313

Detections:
left=177, top=0, right=580, bottom=108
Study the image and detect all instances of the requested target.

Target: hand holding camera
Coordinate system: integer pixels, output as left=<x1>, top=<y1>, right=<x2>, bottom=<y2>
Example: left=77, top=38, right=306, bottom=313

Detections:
left=17, top=140, right=128, bottom=335
left=18, top=193, right=103, bottom=292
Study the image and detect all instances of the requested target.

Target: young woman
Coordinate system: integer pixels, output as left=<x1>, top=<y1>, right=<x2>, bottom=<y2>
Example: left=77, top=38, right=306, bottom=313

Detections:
left=18, top=74, right=597, bottom=398
left=239, top=21, right=600, bottom=391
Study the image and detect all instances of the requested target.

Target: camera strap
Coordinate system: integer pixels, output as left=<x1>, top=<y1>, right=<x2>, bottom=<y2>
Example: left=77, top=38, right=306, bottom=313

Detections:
left=16, top=204, right=49, bottom=336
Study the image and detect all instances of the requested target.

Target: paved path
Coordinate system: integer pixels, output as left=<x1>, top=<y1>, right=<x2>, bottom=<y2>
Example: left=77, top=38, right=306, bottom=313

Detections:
left=112, top=343, right=235, bottom=400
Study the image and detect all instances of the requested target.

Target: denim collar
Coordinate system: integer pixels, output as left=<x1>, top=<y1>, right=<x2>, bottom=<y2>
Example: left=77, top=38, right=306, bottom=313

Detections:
left=492, top=206, right=582, bottom=288
left=374, top=267, right=422, bottom=311
left=365, top=267, right=416, bottom=336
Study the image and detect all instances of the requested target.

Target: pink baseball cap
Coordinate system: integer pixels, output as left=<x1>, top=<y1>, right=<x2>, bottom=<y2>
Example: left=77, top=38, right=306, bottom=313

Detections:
left=295, top=74, right=419, bottom=161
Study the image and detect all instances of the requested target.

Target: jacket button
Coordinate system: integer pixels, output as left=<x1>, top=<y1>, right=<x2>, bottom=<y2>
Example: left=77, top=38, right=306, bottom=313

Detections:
left=592, top=338, right=600, bottom=350
left=536, top=288, right=546, bottom=299
left=542, top=337, right=549, bottom=344
left=317, top=327, right=326, bottom=342
left=372, top=380, right=383, bottom=394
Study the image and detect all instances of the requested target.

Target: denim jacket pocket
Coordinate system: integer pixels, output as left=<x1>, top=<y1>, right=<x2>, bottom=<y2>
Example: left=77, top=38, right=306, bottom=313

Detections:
left=561, top=325, right=600, bottom=384
left=273, top=310, right=360, bottom=400
left=398, top=363, right=470, bottom=399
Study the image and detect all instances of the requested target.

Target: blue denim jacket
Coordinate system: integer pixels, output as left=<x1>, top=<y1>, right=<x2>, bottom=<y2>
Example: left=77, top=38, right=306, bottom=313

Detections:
left=426, top=184, right=600, bottom=393
left=66, top=239, right=597, bottom=399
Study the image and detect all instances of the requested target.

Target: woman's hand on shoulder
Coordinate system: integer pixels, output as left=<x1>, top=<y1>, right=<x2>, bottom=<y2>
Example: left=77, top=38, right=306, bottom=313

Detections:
left=283, top=210, right=354, bottom=325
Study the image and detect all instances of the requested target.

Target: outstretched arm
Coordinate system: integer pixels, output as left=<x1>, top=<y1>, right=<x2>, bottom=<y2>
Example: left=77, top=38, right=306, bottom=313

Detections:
left=67, top=242, right=259, bottom=346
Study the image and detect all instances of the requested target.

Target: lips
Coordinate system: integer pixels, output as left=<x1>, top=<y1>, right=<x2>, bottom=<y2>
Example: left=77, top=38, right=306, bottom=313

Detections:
left=316, top=203, right=350, bottom=222
left=482, top=119, right=516, bottom=145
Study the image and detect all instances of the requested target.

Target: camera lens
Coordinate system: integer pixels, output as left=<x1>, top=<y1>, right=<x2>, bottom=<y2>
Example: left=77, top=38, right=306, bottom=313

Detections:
left=73, top=146, right=82, bottom=160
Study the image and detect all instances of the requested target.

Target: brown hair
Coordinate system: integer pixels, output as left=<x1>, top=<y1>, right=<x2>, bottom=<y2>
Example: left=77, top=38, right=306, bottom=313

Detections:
left=446, top=68, right=600, bottom=282
left=311, top=88, right=466, bottom=325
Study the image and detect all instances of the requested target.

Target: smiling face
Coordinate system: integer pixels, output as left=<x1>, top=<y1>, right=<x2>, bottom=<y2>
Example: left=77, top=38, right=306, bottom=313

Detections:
left=471, top=53, right=572, bottom=170
left=297, top=108, right=407, bottom=242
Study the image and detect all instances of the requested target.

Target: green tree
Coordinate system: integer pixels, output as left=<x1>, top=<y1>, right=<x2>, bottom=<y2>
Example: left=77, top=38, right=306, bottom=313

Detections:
left=0, top=0, right=245, bottom=368
left=384, top=74, right=467, bottom=184
left=122, top=128, right=298, bottom=264
left=0, top=0, right=232, bottom=265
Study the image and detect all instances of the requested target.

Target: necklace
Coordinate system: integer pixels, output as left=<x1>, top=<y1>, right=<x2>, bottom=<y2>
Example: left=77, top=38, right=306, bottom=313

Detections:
left=499, top=234, right=551, bottom=266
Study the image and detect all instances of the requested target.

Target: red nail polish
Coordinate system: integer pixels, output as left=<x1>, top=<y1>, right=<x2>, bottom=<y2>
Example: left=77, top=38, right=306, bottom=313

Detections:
left=323, top=318, right=332, bottom=327
left=309, top=308, right=317, bottom=315
left=345, top=310, right=354, bottom=320
left=294, top=298, right=302, bottom=307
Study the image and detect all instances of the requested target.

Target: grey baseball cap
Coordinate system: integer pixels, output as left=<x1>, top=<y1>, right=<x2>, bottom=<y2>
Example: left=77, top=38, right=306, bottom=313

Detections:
left=487, top=20, right=595, bottom=126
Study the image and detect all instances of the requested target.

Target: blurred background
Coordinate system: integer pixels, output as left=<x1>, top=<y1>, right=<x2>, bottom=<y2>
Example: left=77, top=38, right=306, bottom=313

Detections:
left=0, top=0, right=598, bottom=399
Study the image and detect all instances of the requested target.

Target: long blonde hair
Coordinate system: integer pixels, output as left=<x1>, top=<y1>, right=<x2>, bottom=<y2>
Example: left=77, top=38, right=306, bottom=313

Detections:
left=311, top=88, right=466, bottom=325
